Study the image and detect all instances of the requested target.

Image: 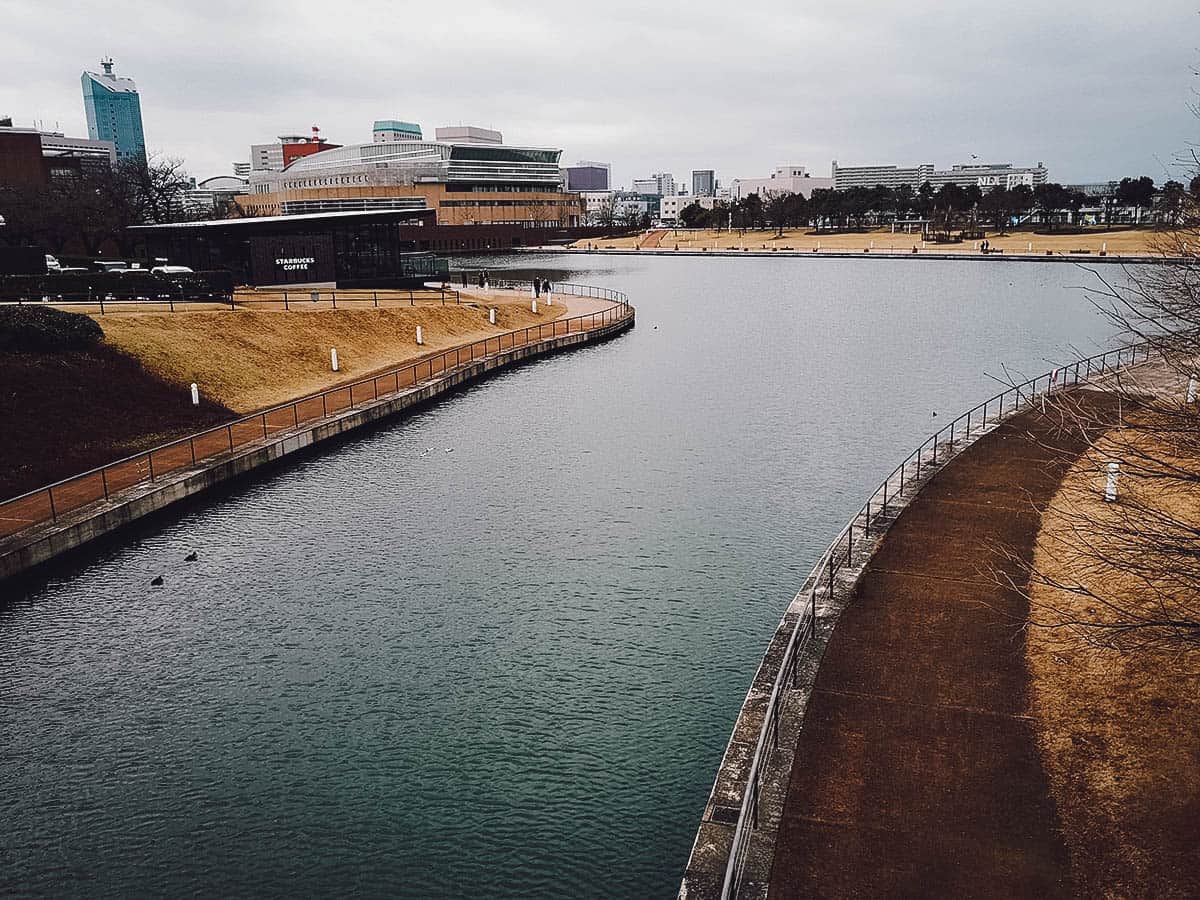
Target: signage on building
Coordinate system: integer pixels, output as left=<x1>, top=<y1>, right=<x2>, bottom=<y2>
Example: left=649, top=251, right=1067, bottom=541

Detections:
left=250, top=234, right=336, bottom=285
left=275, top=256, right=316, bottom=272
left=977, top=173, right=1035, bottom=189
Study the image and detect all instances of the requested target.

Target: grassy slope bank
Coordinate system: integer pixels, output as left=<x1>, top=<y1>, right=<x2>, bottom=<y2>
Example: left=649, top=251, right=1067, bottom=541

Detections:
left=98, top=300, right=567, bottom=413
left=0, top=346, right=232, bottom=500
left=1027, top=424, right=1200, bottom=897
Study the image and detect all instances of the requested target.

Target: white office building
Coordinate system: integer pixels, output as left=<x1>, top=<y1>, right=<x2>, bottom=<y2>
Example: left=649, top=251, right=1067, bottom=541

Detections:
left=832, top=159, right=1048, bottom=191
left=632, top=172, right=676, bottom=197
left=731, top=165, right=833, bottom=200
left=659, top=194, right=718, bottom=223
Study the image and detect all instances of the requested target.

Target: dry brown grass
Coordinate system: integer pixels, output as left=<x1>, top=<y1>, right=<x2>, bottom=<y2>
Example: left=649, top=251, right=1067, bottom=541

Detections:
left=95, top=299, right=566, bottom=413
left=1028, top=424, right=1200, bottom=898
left=570, top=227, right=1179, bottom=257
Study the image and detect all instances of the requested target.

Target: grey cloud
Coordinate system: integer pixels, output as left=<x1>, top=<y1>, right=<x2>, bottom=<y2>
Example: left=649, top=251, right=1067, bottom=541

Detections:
left=1, top=0, right=1195, bottom=185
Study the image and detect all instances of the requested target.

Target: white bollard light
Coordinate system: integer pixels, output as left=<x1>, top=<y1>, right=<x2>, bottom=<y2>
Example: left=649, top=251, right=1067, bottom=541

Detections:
left=489, top=308, right=496, bottom=325
left=1104, top=461, right=1120, bottom=502
left=416, top=325, right=424, bottom=345
left=190, top=382, right=199, bottom=406
left=532, top=299, right=538, bottom=313
left=1102, top=242, right=1108, bottom=253
left=1188, top=374, right=1198, bottom=404
left=330, top=348, right=339, bottom=371
left=546, top=290, right=552, bottom=306
left=1028, top=241, right=1033, bottom=252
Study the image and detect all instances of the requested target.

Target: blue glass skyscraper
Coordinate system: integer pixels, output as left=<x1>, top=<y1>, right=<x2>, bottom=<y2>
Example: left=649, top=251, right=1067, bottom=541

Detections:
left=81, top=59, right=146, bottom=163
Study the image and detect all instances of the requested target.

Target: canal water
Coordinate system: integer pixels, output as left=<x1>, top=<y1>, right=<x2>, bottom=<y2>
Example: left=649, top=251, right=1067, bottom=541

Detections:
left=2, top=255, right=1121, bottom=897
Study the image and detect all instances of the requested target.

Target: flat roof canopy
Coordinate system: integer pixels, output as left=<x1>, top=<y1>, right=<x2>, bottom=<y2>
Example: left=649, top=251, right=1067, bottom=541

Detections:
left=129, top=208, right=436, bottom=234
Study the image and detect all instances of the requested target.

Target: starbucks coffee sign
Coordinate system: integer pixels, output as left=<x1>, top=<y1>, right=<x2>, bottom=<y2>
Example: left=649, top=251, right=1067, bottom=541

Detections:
left=275, top=256, right=316, bottom=272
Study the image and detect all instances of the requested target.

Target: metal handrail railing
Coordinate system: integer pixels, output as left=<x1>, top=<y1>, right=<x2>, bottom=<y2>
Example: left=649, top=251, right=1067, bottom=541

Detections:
left=718, top=339, right=1153, bottom=899
left=0, top=287, right=631, bottom=540
left=486, top=279, right=629, bottom=303
left=0, top=286, right=466, bottom=313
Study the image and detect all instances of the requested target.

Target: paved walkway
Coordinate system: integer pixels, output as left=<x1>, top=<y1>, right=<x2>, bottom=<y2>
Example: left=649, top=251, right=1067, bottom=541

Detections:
left=768, top=396, right=1116, bottom=898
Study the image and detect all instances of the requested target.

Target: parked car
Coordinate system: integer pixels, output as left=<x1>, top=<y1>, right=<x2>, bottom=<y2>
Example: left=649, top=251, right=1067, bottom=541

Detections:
left=45, top=254, right=62, bottom=272
left=150, top=265, right=195, bottom=275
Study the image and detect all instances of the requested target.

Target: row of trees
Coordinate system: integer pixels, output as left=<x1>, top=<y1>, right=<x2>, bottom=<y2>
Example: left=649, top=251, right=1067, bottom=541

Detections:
left=673, top=175, right=1185, bottom=236
left=0, top=156, right=203, bottom=257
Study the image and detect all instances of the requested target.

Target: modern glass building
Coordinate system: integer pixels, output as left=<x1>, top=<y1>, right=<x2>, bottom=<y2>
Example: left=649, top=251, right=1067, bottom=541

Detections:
left=243, top=135, right=582, bottom=226
left=129, top=209, right=444, bottom=286
left=81, top=59, right=146, bottom=163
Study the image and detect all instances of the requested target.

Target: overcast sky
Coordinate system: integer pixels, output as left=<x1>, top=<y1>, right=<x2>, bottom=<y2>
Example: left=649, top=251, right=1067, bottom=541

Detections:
left=3, top=0, right=1197, bottom=187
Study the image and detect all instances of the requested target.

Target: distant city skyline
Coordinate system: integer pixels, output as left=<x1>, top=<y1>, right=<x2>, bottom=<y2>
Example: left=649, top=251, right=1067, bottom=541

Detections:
left=1, top=0, right=1196, bottom=186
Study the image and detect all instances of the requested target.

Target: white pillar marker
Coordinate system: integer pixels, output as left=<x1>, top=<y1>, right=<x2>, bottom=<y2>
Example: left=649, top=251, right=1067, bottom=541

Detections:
left=1028, top=241, right=1033, bottom=252
left=1104, top=461, right=1120, bottom=502
left=190, top=382, right=199, bottom=406
left=1188, top=374, right=1197, bottom=404
left=532, top=299, right=538, bottom=313
left=330, top=348, right=339, bottom=371
left=489, top=308, right=496, bottom=325
left=416, top=326, right=424, bottom=346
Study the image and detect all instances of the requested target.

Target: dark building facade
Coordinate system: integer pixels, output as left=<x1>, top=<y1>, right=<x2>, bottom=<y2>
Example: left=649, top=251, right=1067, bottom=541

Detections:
left=130, top=209, right=445, bottom=286
left=131, top=209, right=609, bottom=286
left=0, top=127, right=116, bottom=188
left=0, top=131, right=45, bottom=188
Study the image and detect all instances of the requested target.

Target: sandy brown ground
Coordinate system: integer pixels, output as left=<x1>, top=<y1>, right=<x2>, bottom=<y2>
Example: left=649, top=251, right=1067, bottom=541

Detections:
left=570, top=227, right=1176, bottom=257
left=769, top=397, right=1120, bottom=898
left=95, top=292, right=570, bottom=413
left=1028, top=423, right=1200, bottom=897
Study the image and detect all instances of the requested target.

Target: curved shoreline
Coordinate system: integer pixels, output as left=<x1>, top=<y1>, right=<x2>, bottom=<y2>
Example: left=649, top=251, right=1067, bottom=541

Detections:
left=678, top=345, right=1150, bottom=899
left=0, top=303, right=634, bottom=585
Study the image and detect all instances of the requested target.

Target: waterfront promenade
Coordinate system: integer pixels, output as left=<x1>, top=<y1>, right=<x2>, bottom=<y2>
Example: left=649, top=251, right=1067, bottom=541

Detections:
left=766, top=399, right=1108, bottom=897
left=683, top=349, right=1200, bottom=898
left=0, top=288, right=633, bottom=581
left=566, top=227, right=1176, bottom=260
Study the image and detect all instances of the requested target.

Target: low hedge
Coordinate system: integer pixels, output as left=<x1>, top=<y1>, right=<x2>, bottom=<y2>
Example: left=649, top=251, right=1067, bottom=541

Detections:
left=0, top=305, right=104, bottom=353
left=0, top=270, right=236, bottom=302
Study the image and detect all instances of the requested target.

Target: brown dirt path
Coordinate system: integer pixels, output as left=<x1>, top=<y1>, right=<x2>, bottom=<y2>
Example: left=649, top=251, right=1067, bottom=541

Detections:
left=768, top=397, right=1114, bottom=898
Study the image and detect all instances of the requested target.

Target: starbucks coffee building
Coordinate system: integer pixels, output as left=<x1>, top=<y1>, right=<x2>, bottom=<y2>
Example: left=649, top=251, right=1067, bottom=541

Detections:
left=130, top=209, right=444, bottom=286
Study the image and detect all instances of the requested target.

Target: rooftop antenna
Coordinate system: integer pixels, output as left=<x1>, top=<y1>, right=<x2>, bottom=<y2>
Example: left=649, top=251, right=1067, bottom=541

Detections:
left=101, top=58, right=114, bottom=76
left=312, top=124, right=321, bottom=144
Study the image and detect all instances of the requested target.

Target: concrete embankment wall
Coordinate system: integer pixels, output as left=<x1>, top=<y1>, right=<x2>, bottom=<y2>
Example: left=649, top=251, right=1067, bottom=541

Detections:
left=0, top=312, right=633, bottom=584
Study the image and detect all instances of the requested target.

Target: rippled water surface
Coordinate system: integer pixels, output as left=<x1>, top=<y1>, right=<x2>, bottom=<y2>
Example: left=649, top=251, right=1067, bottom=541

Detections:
left=2, top=255, right=1121, bottom=897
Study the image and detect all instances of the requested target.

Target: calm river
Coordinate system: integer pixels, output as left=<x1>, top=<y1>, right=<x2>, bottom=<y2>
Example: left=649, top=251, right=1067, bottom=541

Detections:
left=2, top=255, right=1121, bottom=897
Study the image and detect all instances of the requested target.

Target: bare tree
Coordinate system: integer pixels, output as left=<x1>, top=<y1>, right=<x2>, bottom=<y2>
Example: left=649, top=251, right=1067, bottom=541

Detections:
left=1002, top=176, right=1200, bottom=651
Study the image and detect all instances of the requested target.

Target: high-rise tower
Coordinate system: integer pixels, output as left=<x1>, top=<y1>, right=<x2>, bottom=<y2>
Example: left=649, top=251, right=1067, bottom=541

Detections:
left=81, top=58, right=146, bottom=162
